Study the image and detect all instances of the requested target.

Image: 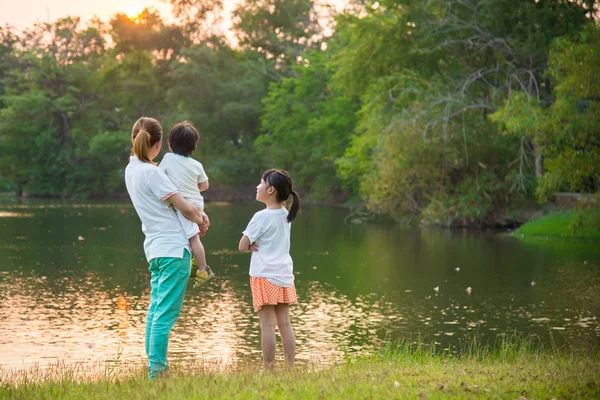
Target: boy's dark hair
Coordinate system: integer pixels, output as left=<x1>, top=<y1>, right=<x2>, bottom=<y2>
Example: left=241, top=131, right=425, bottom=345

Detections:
left=262, top=168, right=301, bottom=223
left=168, top=121, right=199, bottom=156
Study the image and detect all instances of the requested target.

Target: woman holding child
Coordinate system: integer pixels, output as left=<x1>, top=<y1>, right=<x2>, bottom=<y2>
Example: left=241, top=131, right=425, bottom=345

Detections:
left=125, top=116, right=209, bottom=380
left=127, top=116, right=301, bottom=375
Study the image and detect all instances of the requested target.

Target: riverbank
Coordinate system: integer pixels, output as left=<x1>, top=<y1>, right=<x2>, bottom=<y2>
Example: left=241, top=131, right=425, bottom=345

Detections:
left=1, top=337, right=598, bottom=399
left=3, top=189, right=598, bottom=232
left=0, top=184, right=343, bottom=207
left=515, top=210, right=600, bottom=241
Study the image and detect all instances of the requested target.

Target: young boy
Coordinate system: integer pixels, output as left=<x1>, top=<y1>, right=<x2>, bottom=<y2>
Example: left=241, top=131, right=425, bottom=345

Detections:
left=159, top=121, right=214, bottom=288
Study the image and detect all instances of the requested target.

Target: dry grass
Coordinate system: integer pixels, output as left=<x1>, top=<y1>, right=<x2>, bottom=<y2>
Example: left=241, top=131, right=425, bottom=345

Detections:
left=1, top=335, right=599, bottom=399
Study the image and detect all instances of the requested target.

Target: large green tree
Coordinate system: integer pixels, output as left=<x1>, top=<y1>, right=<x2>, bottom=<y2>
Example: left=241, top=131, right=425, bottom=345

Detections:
left=332, top=0, right=596, bottom=225
left=0, top=18, right=113, bottom=196
left=257, top=50, right=358, bottom=198
left=232, top=0, right=322, bottom=78
left=168, top=44, right=270, bottom=183
left=540, top=22, right=600, bottom=198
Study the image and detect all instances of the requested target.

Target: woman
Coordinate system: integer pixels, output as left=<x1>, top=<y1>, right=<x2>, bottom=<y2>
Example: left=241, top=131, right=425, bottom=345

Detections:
left=125, top=116, right=208, bottom=379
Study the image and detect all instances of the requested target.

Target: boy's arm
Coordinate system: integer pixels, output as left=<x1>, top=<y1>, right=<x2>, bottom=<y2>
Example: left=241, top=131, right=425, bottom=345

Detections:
left=168, top=193, right=210, bottom=232
left=238, top=235, right=259, bottom=253
left=198, top=180, right=209, bottom=192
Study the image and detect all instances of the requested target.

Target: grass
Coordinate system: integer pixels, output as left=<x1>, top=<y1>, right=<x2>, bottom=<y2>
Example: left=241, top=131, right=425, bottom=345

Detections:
left=1, top=335, right=599, bottom=399
left=515, top=210, right=600, bottom=241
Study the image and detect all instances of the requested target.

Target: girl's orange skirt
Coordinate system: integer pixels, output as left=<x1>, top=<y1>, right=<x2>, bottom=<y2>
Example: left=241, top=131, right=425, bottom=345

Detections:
left=250, top=277, right=298, bottom=312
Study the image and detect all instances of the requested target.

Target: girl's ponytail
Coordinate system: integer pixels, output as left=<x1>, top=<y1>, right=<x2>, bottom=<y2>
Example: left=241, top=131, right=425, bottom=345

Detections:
left=131, top=117, right=163, bottom=164
left=287, top=190, right=300, bottom=223
left=262, top=168, right=301, bottom=222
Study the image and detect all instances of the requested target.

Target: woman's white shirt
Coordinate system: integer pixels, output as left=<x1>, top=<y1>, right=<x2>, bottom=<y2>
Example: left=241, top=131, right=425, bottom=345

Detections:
left=243, top=207, right=294, bottom=287
left=125, top=156, right=190, bottom=261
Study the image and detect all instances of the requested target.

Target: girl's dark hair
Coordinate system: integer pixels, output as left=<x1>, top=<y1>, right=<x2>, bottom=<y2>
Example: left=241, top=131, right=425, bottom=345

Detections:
left=131, top=117, right=163, bottom=164
left=168, top=121, right=200, bottom=156
left=262, top=169, right=300, bottom=223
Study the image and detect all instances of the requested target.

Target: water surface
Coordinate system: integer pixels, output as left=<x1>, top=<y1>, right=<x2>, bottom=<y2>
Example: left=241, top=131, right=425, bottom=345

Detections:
left=0, top=202, right=599, bottom=368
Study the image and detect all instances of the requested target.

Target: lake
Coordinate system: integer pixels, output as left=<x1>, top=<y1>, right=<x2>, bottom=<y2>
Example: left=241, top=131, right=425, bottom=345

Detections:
left=1, top=201, right=599, bottom=368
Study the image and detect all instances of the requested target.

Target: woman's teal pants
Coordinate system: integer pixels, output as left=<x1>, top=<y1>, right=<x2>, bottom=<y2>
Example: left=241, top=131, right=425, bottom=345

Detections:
left=146, top=249, right=191, bottom=379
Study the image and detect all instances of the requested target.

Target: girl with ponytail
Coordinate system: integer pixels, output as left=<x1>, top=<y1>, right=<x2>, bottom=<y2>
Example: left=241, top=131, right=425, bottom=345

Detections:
left=126, top=117, right=210, bottom=380
left=238, top=169, right=301, bottom=369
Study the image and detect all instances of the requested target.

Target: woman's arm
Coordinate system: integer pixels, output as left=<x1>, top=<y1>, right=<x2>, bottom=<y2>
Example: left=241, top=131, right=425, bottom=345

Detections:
left=198, top=180, right=209, bottom=192
left=168, top=193, right=210, bottom=231
left=238, top=235, right=258, bottom=253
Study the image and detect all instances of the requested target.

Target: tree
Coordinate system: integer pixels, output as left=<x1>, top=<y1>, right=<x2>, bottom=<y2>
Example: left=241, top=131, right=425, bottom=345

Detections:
left=257, top=50, right=358, bottom=198
left=332, top=0, right=596, bottom=225
left=168, top=45, right=270, bottom=183
left=104, top=9, right=187, bottom=123
left=0, top=26, right=18, bottom=109
left=232, top=0, right=322, bottom=77
left=165, top=0, right=224, bottom=43
left=538, top=22, right=600, bottom=199
left=0, top=18, right=109, bottom=196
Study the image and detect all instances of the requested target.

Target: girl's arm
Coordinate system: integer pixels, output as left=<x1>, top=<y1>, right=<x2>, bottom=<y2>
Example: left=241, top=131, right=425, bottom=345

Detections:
left=168, top=193, right=210, bottom=231
left=238, top=235, right=258, bottom=253
left=198, top=180, right=209, bottom=192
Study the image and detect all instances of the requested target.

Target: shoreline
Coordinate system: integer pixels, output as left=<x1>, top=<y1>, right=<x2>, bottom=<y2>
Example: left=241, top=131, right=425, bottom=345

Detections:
left=1, top=190, right=594, bottom=232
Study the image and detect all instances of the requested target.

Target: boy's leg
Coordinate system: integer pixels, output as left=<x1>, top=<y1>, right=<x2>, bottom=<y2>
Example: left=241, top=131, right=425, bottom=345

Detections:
left=258, top=305, right=277, bottom=369
left=190, top=233, right=214, bottom=288
left=274, top=304, right=295, bottom=368
left=189, top=233, right=207, bottom=271
left=147, top=249, right=191, bottom=379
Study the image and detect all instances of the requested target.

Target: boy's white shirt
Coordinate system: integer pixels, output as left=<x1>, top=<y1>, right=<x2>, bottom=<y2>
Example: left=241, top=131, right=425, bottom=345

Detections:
left=125, top=156, right=190, bottom=261
left=158, top=153, right=208, bottom=205
left=158, top=152, right=207, bottom=239
left=243, top=207, right=294, bottom=287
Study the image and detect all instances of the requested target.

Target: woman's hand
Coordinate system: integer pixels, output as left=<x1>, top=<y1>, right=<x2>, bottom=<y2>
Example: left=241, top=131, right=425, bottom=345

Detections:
left=199, top=211, right=210, bottom=236
left=168, top=193, right=205, bottom=226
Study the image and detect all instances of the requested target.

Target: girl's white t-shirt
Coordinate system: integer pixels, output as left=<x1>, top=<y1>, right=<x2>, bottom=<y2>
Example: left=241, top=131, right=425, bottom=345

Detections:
left=243, top=207, right=294, bottom=287
left=125, top=156, right=190, bottom=261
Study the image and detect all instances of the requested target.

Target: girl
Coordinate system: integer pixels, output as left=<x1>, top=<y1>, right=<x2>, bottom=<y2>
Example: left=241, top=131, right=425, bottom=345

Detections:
left=125, top=116, right=209, bottom=380
left=238, top=169, right=300, bottom=368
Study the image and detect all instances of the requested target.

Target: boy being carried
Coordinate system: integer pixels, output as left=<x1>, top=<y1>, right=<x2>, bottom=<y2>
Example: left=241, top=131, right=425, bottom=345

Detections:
left=159, top=121, right=214, bottom=288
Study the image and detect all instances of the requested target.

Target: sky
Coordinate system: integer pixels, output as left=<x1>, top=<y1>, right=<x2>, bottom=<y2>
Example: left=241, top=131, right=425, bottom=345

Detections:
left=0, top=0, right=239, bottom=33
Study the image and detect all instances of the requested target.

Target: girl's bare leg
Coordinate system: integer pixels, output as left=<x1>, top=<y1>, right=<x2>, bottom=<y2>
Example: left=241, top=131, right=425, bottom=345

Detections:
left=258, top=305, right=277, bottom=369
left=189, top=233, right=207, bottom=270
left=274, top=303, right=295, bottom=368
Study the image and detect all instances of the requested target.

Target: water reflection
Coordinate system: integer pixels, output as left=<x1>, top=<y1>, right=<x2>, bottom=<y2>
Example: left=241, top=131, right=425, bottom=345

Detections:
left=0, top=202, right=599, bottom=369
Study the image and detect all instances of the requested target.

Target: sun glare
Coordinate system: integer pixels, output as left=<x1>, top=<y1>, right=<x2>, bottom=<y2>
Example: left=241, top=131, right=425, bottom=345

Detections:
left=125, top=4, right=144, bottom=20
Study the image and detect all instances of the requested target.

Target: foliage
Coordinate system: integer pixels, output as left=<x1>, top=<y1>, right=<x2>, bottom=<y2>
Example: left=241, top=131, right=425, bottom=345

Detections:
left=332, top=0, right=595, bottom=225
left=232, top=0, right=321, bottom=77
left=167, top=45, right=269, bottom=184
left=0, top=18, right=110, bottom=196
left=257, top=50, right=357, bottom=198
left=538, top=23, right=600, bottom=200
left=337, top=69, right=526, bottom=225
left=0, top=0, right=597, bottom=228
left=166, top=0, right=224, bottom=42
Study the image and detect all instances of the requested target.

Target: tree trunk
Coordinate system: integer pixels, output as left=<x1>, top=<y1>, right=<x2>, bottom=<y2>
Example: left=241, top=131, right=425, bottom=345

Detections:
left=533, top=139, right=543, bottom=179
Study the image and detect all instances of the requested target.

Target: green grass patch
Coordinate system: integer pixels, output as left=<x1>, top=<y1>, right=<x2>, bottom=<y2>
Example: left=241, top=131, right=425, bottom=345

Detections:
left=1, top=335, right=599, bottom=399
left=515, top=211, right=600, bottom=241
